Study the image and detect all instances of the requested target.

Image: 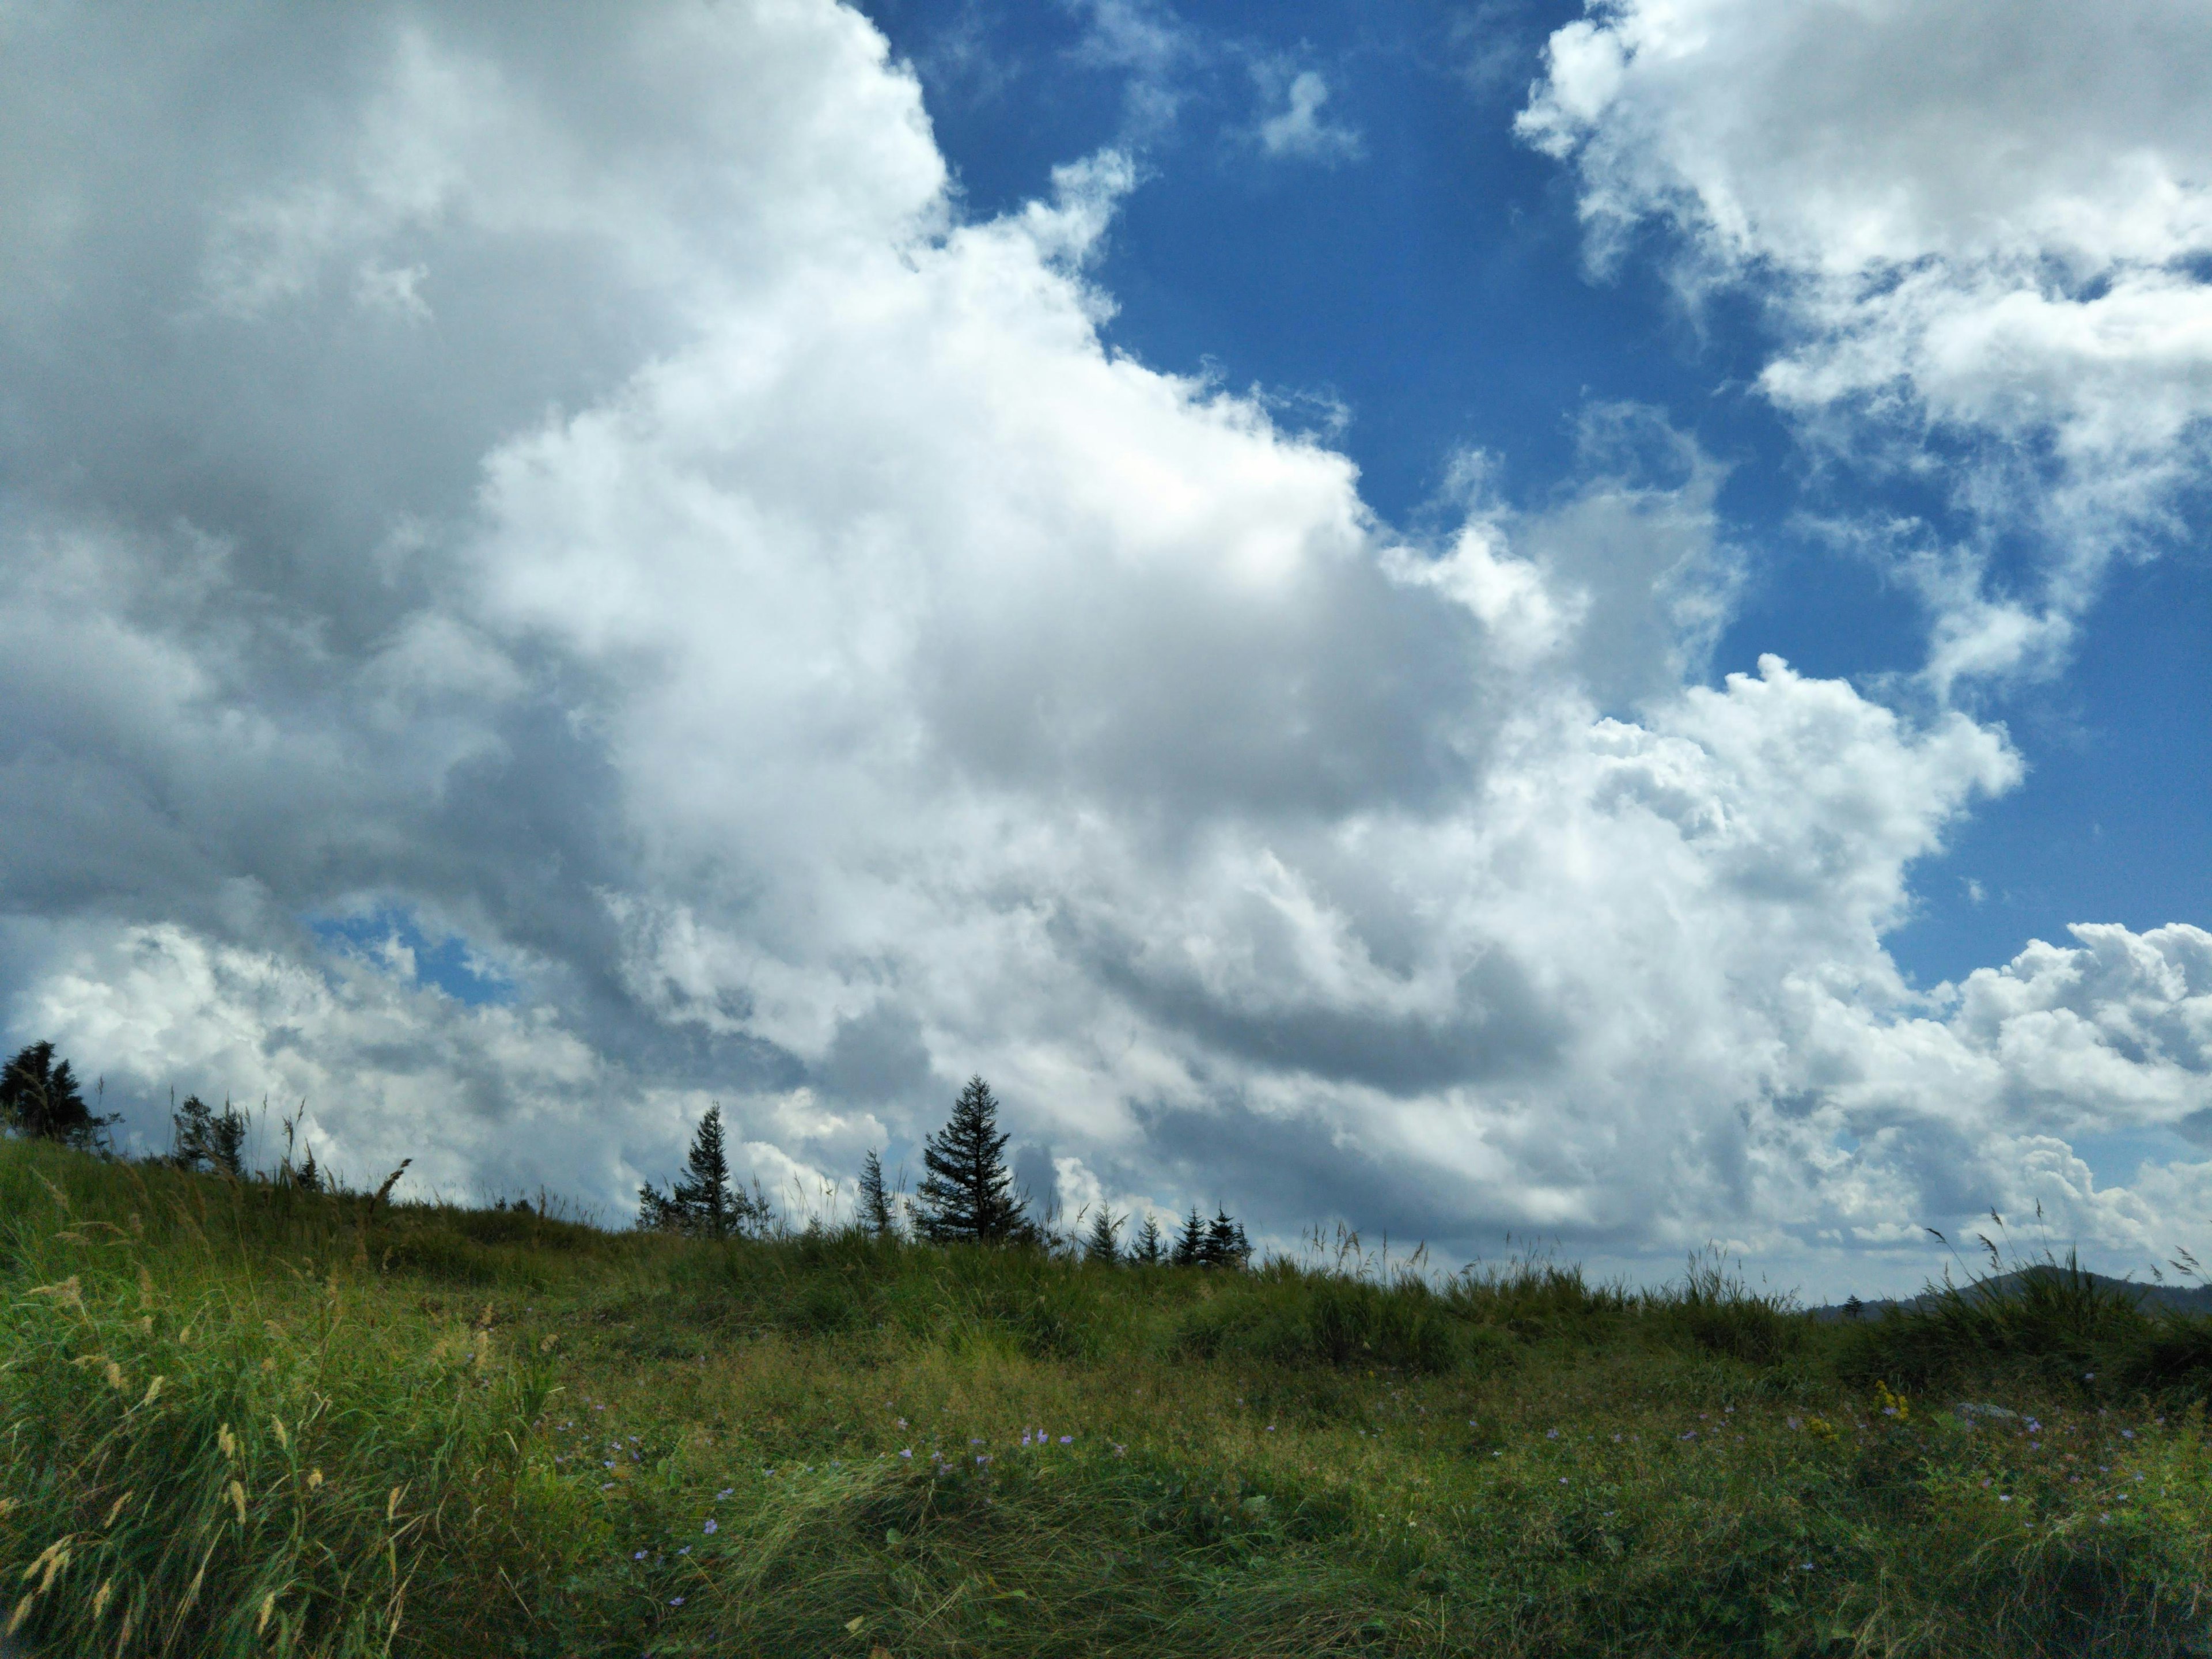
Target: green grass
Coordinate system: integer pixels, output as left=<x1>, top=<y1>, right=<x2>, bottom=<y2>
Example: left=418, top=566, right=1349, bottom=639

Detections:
left=5, top=1141, right=2212, bottom=1656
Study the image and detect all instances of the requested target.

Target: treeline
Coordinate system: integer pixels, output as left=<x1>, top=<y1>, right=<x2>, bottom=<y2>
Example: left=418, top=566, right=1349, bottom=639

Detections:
left=4, top=1040, right=1248, bottom=1267
left=639, top=1074, right=1253, bottom=1268
left=3, top=1040, right=326, bottom=1190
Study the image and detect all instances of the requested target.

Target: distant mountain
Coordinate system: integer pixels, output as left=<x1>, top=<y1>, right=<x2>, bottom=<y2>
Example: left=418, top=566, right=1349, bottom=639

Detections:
left=1808, top=1266, right=2212, bottom=1323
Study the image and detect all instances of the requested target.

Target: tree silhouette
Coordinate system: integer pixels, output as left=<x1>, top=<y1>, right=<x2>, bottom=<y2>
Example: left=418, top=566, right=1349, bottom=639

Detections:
left=914, top=1076, right=1025, bottom=1244
left=857, top=1147, right=895, bottom=1237
left=1200, top=1209, right=1252, bottom=1269
left=1, top=1041, right=109, bottom=1149
left=637, top=1105, right=771, bottom=1238
left=1131, top=1212, right=1164, bottom=1266
left=1083, top=1205, right=1122, bottom=1264
left=1172, top=1206, right=1207, bottom=1267
left=172, top=1094, right=249, bottom=1176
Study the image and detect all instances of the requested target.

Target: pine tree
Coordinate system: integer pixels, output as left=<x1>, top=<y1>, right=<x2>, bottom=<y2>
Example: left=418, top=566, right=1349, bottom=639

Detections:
left=638, top=1105, right=771, bottom=1238
left=1, top=1041, right=108, bottom=1149
left=1083, top=1206, right=1122, bottom=1264
left=914, top=1076, right=1025, bottom=1244
left=857, top=1147, right=895, bottom=1237
left=1172, top=1206, right=1206, bottom=1267
left=1131, top=1212, right=1164, bottom=1266
left=1201, top=1209, right=1251, bottom=1269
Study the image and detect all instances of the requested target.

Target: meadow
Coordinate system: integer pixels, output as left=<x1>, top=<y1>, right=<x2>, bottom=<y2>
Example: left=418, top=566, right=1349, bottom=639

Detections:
left=5, top=1138, right=2211, bottom=1657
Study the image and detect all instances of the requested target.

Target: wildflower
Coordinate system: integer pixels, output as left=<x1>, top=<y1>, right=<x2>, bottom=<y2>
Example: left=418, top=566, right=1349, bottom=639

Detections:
left=717, top=1488, right=733, bottom=1500
left=1060, top=1435, right=1073, bottom=1444
left=897, top=1418, right=907, bottom=1428
left=900, top=1449, right=912, bottom=1460
left=2122, top=1429, right=2135, bottom=1440
left=634, top=1551, right=647, bottom=1561
left=678, top=1546, right=691, bottom=1556
left=703, top=1520, right=718, bottom=1535
left=1998, top=1495, right=2012, bottom=1503
left=671, top=1597, right=684, bottom=1607
left=1546, top=1429, right=1558, bottom=1440
left=600, top=1483, right=615, bottom=1491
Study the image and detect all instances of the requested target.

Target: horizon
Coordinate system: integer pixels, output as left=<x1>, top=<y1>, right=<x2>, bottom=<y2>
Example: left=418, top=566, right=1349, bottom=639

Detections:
left=3, top=0, right=2209, bottom=1308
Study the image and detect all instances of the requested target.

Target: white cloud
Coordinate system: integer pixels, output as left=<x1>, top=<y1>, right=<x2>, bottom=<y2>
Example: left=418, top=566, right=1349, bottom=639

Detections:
left=1252, top=66, right=1362, bottom=164
left=1521, top=0, right=2212, bottom=683
left=0, top=0, right=2202, bottom=1296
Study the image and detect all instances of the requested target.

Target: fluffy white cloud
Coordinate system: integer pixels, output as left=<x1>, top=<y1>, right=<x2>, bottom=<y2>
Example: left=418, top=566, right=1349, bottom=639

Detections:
left=1, top=0, right=2202, bottom=1296
left=1521, top=0, right=2212, bottom=685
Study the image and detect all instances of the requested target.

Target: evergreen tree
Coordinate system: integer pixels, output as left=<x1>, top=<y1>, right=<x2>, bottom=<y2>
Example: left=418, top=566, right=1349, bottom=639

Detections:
left=914, top=1076, right=1025, bottom=1244
left=1201, top=1209, right=1251, bottom=1270
left=857, top=1147, right=895, bottom=1237
left=1131, top=1212, right=1164, bottom=1266
left=1172, top=1206, right=1206, bottom=1267
left=1, top=1041, right=108, bottom=1149
left=173, top=1094, right=249, bottom=1176
left=638, top=1105, right=771, bottom=1238
left=1083, top=1206, right=1122, bottom=1264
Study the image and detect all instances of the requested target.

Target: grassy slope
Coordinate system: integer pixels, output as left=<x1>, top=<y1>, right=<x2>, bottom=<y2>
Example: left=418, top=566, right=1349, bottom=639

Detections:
left=3, top=1141, right=2211, bottom=1658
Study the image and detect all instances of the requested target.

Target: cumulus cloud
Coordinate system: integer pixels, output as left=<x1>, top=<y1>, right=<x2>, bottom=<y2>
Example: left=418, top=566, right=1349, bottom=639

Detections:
left=0, top=0, right=2199, bottom=1296
left=1520, top=0, right=2212, bottom=685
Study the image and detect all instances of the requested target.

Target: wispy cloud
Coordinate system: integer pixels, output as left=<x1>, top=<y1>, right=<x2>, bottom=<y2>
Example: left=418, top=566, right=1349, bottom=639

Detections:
left=1251, top=63, right=1362, bottom=164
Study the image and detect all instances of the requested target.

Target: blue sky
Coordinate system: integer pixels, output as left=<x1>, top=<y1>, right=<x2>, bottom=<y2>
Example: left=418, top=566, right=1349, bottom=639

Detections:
left=3, top=0, right=2209, bottom=1297
left=858, top=0, right=2211, bottom=994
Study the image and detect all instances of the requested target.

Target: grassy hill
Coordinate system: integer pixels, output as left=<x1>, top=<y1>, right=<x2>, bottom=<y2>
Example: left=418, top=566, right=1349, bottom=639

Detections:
left=5, top=1141, right=2212, bottom=1657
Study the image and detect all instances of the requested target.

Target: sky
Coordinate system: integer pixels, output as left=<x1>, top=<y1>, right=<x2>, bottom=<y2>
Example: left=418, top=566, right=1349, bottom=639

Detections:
left=2, top=0, right=2209, bottom=1301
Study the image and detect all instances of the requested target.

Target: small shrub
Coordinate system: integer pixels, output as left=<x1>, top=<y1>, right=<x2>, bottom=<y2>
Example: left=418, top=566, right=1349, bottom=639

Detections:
left=1176, top=1270, right=1498, bottom=1374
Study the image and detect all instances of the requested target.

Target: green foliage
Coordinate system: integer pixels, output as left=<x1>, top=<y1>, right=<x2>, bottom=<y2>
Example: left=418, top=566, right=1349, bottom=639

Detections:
left=1841, top=1248, right=2212, bottom=1408
left=1176, top=1263, right=1498, bottom=1374
left=6, top=1138, right=2212, bottom=1657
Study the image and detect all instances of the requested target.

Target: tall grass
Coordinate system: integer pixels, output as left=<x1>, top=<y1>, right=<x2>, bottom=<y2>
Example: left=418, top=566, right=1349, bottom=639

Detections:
left=6, top=1141, right=2212, bottom=1656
